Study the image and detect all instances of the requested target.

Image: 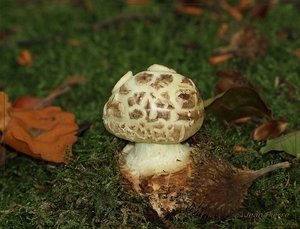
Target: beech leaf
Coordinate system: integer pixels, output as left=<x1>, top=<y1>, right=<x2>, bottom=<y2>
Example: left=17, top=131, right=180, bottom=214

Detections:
left=260, top=131, right=300, bottom=158
left=204, top=86, right=272, bottom=122
left=251, top=120, right=288, bottom=141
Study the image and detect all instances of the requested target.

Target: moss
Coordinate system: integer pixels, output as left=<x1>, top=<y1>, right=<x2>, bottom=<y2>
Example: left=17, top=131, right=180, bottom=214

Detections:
left=1, top=1, right=299, bottom=228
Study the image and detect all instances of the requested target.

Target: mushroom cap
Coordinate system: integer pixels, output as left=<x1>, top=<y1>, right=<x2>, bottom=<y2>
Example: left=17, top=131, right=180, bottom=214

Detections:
left=103, top=64, right=204, bottom=143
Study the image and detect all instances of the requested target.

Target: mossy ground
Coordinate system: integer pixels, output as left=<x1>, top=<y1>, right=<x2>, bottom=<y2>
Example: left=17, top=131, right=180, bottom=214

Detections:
left=1, top=0, right=300, bottom=228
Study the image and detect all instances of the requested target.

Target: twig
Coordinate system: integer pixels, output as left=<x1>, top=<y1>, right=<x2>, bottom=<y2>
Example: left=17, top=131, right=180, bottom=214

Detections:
left=0, top=33, right=65, bottom=49
left=93, top=13, right=165, bottom=31
left=34, top=86, right=70, bottom=109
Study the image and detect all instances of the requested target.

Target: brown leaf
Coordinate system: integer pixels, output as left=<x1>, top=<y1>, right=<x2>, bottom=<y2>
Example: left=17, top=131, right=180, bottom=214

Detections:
left=175, top=4, right=203, bottom=16
left=251, top=120, right=288, bottom=141
left=16, top=49, right=32, bottom=67
left=0, top=91, right=11, bottom=132
left=127, top=0, right=149, bottom=6
left=295, top=48, right=300, bottom=58
left=12, top=96, right=45, bottom=109
left=214, top=69, right=255, bottom=94
left=251, top=4, right=270, bottom=18
left=64, top=76, right=86, bottom=85
left=215, top=23, right=229, bottom=41
left=235, top=0, right=253, bottom=11
left=0, top=145, right=5, bottom=166
left=204, top=86, right=272, bottom=123
left=1, top=96, right=78, bottom=163
left=220, top=0, right=243, bottom=20
left=233, top=146, right=248, bottom=152
left=209, top=53, right=233, bottom=65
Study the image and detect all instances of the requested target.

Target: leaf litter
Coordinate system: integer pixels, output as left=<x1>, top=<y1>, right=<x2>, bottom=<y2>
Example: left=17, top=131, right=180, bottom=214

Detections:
left=0, top=76, right=86, bottom=164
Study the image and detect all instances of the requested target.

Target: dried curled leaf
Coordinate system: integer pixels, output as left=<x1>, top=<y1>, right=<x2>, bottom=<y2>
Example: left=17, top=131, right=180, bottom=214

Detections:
left=214, top=69, right=255, bottom=94
left=4, top=106, right=78, bottom=163
left=16, top=49, right=32, bottom=67
left=2, top=106, right=78, bottom=163
left=204, top=86, right=272, bottom=123
left=251, top=120, right=288, bottom=141
left=260, top=131, right=300, bottom=158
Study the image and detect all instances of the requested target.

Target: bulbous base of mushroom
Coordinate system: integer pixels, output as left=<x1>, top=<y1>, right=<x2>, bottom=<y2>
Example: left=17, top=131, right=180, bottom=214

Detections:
left=119, top=142, right=194, bottom=218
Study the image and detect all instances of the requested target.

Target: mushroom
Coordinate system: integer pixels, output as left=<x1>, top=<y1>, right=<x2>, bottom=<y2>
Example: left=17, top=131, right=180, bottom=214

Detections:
left=103, top=64, right=204, bottom=217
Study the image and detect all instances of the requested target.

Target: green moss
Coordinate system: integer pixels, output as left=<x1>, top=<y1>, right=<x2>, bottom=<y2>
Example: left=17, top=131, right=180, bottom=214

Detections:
left=1, top=1, right=299, bottom=228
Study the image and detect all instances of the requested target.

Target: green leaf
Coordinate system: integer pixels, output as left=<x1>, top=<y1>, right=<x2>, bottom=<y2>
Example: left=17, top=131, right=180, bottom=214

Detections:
left=260, top=131, right=300, bottom=158
left=204, top=86, right=272, bottom=122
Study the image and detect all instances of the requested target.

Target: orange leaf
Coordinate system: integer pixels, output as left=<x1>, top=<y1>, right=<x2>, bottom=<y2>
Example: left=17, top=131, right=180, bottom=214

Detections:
left=0, top=91, right=11, bottom=132
left=251, top=120, right=288, bottom=141
left=127, top=0, right=149, bottom=5
left=214, top=69, right=255, bottom=94
left=295, top=48, right=300, bottom=58
left=235, top=0, right=253, bottom=11
left=16, top=49, right=32, bottom=67
left=215, top=23, right=229, bottom=40
left=2, top=106, right=78, bottom=163
left=175, top=4, right=202, bottom=16
left=220, top=0, right=243, bottom=21
left=65, top=76, right=86, bottom=85
left=12, top=96, right=45, bottom=109
left=233, top=146, right=248, bottom=152
left=209, top=53, right=233, bottom=65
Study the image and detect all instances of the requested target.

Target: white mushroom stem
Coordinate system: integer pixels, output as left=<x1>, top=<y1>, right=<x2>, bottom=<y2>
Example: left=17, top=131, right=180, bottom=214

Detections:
left=120, top=142, right=192, bottom=179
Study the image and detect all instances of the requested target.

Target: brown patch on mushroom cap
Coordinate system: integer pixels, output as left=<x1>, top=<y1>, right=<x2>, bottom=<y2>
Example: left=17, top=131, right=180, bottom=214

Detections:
left=119, top=83, right=131, bottom=95
left=105, top=96, right=125, bottom=118
left=176, top=90, right=197, bottom=109
left=129, top=109, right=144, bottom=120
left=135, top=73, right=154, bottom=85
left=127, top=92, right=146, bottom=107
left=151, top=74, right=173, bottom=90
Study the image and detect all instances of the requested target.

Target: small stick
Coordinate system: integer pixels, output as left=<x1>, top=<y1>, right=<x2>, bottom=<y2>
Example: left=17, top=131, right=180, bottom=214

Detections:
left=34, top=86, right=70, bottom=109
left=93, top=13, right=164, bottom=31
left=0, top=34, right=65, bottom=49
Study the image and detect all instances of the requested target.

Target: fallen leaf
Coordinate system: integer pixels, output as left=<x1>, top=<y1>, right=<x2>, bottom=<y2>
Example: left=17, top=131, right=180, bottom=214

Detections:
left=209, top=53, right=233, bottom=65
left=235, top=0, right=253, bottom=11
left=12, top=96, right=45, bottom=109
left=69, top=39, right=81, bottom=47
left=232, top=116, right=252, bottom=125
left=64, top=76, right=86, bottom=85
left=2, top=106, right=78, bottom=163
left=295, top=48, right=300, bottom=58
left=214, top=69, right=255, bottom=94
left=0, top=145, right=5, bottom=165
left=16, top=49, right=32, bottom=67
left=233, top=146, right=248, bottom=152
left=260, top=131, right=300, bottom=158
left=251, top=120, right=288, bottom=141
left=0, top=91, right=11, bottom=132
left=33, top=184, right=50, bottom=190
left=175, top=4, right=202, bottom=16
left=250, top=3, right=270, bottom=18
left=220, top=0, right=243, bottom=20
left=215, top=23, right=229, bottom=41
left=0, top=30, right=10, bottom=41
left=204, top=86, right=272, bottom=123
left=127, top=0, right=149, bottom=5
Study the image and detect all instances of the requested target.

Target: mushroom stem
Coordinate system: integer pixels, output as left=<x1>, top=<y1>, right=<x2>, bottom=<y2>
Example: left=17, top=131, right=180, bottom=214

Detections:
left=120, top=142, right=192, bottom=179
